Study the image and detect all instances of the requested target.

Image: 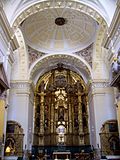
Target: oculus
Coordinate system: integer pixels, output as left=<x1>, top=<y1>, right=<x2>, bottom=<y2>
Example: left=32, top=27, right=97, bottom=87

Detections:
left=55, top=17, right=66, bottom=26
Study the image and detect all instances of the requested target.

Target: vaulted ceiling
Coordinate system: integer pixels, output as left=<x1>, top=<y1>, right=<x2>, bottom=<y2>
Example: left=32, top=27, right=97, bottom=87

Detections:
left=1, top=0, right=117, bottom=83
left=21, top=8, right=97, bottom=54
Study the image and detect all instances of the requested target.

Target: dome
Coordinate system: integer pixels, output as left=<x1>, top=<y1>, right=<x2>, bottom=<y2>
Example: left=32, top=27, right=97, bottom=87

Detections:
left=22, top=8, right=97, bottom=54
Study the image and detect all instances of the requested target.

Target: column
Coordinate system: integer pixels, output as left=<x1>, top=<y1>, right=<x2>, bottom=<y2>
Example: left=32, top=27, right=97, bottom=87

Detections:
left=51, top=103, right=54, bottom=133
left=39, top=92, right=45, bottom=145
left=68, top=103, right=72, bottom=134
left=50, top=92, right=55, bottom=145
left=39, top=92, right=45, bottom=134
left=51, top=92, right=55, bottom=133
left=77, top=92, right=84, bottom=144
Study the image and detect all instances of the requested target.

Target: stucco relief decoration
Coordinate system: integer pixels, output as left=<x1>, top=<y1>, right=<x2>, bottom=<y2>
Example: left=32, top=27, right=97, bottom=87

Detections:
left=28, top=46, right=44, bottom=67
left=75, top=43, right=93, bottom=67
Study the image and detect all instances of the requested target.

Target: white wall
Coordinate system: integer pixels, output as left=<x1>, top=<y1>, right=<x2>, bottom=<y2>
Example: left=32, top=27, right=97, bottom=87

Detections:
left=92, top=87, right=116, bottom=148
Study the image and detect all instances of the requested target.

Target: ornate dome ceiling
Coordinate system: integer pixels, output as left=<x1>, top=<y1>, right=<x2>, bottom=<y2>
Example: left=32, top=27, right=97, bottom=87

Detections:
left=22, top=8, right=98, bottom=54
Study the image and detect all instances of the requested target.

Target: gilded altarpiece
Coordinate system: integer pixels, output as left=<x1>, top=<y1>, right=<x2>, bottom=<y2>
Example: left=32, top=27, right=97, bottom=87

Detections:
left=5, top=121, right=24, bottom=157
left=34, top=66, right=89, bottom=147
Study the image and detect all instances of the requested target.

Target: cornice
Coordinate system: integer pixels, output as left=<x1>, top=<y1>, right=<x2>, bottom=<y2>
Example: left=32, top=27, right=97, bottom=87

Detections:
left=102, top=2, right=120, bottom=49
left=0, top=7, right=19, bottom=51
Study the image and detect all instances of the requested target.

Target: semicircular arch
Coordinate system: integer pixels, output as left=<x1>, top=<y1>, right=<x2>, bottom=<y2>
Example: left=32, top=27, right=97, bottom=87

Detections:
left=29, top=53, right=92, bottom=84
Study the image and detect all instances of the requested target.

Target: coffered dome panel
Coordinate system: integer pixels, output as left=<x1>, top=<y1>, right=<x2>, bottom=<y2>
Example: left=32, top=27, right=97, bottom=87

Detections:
left=22, top=8, right=98, bottom=54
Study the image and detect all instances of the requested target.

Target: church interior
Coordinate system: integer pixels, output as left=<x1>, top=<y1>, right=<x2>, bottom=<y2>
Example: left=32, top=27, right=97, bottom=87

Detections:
left=0, top=0, right=120, bottom=159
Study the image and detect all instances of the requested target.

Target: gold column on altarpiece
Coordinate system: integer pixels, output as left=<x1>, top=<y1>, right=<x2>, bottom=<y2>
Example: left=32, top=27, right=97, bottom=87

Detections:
left=68, top=103, right=72, bottom=133
left=39, top=92, right=45, bottom=145
left=39, top=92, right=45, bottom=134
left=51, top=103, right=54, bottom=133
left=77, top=91, right=84, bottom=145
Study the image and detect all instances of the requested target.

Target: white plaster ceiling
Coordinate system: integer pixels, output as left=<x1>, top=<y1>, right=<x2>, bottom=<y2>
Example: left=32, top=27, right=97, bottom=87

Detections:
left=22, top=8, right=97, bottom=54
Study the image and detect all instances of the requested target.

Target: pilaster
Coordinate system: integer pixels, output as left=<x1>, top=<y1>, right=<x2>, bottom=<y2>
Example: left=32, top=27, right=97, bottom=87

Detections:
left=88, top=80, right=116, bottom=148
left=8, top=81, right=33, bottom=151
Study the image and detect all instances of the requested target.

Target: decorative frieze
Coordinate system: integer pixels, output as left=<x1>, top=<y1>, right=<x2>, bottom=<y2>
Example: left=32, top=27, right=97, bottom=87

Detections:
left=10, top=81, right=30, bottom=90
left=88, top=80, right=111, bottom=98
left=10, top=81, right=35, bottom=97
left=10, top=81, right=33, bottom=95
left=91, top=81, right=110, bottom=89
